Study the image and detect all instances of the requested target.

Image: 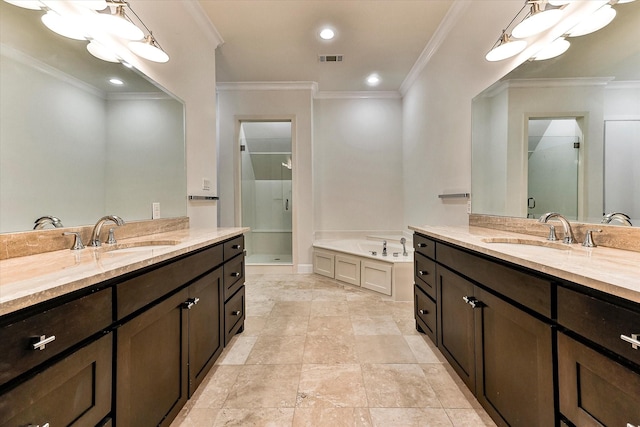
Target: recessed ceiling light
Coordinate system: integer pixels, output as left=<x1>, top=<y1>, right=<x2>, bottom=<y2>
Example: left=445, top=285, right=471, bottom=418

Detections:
left=319, top=28, right=335, bottom=40
left=366, top=74, right=381, bottom=86
left=109, top=78, right=124, bottom=85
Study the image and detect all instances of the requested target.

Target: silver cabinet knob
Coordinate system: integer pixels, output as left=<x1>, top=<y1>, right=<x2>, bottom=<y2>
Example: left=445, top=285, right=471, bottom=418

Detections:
left=231, top=310, right=242, bottom=316
left=231, top=272, right=241, bottom=278
left=418, top=309, right=429, bottom=315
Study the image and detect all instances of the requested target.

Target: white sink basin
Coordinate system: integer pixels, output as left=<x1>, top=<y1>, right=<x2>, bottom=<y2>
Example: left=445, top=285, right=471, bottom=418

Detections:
left=482, top=237, right=569, bottom=250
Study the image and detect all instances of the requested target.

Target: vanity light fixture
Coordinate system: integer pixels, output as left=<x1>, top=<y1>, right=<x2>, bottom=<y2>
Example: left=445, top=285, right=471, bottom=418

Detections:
left=87, top=40, right=120, bottom=62
left=485, top=32, right=527, bottom=62
left=41, top=9, right=88, bottom=40
left=71, top=0, right=108, bottom=10
left=96, top=4, right=144, bottom=40
left=129, top=33, right=169, bottom=63
left=512, top=1, right=564, bottom=39
left=531, top=36, right=570, bottom=60
left=566, top=3, right=616, bottom=37
left=2, top=0, right=44, bottom=10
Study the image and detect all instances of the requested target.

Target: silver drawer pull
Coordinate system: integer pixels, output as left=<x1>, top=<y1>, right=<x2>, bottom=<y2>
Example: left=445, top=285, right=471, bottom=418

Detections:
left=418, top=270, right=429, bottom=276
left=418, top=309, right=429, bottom=315
left=182, top=297, right=200, bottom=310
left=417, top=243, right=427, bottom=248
left=32, top=335, right=56, bottom=351
left=462, top=296, right=483, bottom=309
left=231, top=272, right=241, bottom=277
left=231, top=310, right=242, bottom=316
left=28, top=424, right=50, bottom=427
left=232, top=244, right=241, bottom=250
left=620, top=333, right=640, bottom=350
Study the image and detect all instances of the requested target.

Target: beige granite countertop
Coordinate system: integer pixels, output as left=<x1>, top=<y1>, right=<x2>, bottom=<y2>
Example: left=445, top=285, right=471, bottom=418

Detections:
left=409, top=225, right=640, bottom=305
left=0, top=227, right=249, bottom=316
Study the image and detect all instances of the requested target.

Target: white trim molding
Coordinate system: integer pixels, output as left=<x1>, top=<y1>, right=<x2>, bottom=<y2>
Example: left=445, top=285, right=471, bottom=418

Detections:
left=314, top=91, right=401, bottom=99
left=183, top=0, right=225, bottom=49
left=216, top=81, right=318, bottom=92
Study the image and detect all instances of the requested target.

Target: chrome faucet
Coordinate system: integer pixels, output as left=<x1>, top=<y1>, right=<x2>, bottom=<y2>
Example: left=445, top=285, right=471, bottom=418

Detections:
left=90, top=215, right=125, bottom=247
left=382, top=240, right=388, bottom=256
left=33, top=215, right=63, bottom=230
left=538, top=212, right=575, bottom=244
left=400, top=237, right=408, bottom=256
left=601, top=212, right=632, bottom=226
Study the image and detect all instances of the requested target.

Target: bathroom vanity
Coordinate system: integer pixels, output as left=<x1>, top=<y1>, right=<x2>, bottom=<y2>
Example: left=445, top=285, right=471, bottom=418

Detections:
left=411, top=225, right=640, bottom=427
left=0, top=228, right=247, bottom=427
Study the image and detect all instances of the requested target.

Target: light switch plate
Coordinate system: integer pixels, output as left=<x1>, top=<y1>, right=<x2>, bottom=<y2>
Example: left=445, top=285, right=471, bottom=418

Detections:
left=202, top=178, right=211, bottom=191
left=152, top=202, right=161, bottom=219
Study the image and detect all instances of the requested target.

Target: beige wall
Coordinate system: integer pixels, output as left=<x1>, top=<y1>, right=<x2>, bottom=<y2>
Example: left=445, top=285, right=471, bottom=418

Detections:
left=126, top=1, right=221, bottom=229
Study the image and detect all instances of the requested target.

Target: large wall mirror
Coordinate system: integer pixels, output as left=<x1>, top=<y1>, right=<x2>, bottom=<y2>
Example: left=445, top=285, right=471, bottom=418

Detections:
left=0, top=1, right=186, bottom=233
left=472, top=1, right=639, bottom=226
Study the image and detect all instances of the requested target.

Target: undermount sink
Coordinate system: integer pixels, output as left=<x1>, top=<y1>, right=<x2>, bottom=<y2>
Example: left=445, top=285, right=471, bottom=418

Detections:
left=98, top=240, right=180, bottom=253
left=482, top=237, right=570, bottom=250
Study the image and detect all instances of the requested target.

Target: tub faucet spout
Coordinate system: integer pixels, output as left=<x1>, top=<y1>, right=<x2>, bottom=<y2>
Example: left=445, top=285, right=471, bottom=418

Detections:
left=538, top=212, right=575, bottom=244
left=382, top=240, right=388, bottom=256
left=400, top=237, right=408, bottom=256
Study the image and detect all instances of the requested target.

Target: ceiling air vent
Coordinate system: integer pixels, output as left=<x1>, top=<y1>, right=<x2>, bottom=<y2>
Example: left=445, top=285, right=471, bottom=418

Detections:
left=318, top=54, right=343, bottom=63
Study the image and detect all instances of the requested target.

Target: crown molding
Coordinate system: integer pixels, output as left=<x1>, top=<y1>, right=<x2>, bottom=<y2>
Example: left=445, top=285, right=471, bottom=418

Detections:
left=314, top=91, right=401, bottom=99
left=216, top=81, right=318, bottom=92
left=506, top=77, right=614, bottom=88
left=183, top=0, right=224, bottom=49
left=399, top=0, right=469, bottom=96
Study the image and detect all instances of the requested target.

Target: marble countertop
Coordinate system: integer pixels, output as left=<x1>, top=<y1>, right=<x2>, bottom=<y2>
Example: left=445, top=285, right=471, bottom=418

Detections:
left=409, top=225, right=640, bottom=305
left=0, top=227, right=249, bottom=316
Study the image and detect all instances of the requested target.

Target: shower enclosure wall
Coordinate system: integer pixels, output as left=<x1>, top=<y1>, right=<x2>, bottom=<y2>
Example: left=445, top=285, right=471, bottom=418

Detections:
left=240, top=121, right=292, bottom=265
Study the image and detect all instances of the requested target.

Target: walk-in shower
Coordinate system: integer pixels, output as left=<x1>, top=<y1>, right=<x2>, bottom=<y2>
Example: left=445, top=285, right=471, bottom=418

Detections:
left=239, top=121, right=292, bottom=265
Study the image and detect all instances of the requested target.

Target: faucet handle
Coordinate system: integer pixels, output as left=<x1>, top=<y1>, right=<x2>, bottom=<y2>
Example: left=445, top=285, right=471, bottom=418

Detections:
left=542, top=224, right=557, bottom=241
left=63, top=232, right=85, bottom=250
left=582, top=229, right=602, bottom=248
left=107, top=228, right=117, bottom=245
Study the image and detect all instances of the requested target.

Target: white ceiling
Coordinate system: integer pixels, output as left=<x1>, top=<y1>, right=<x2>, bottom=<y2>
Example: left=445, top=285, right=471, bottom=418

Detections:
left=198, top=0, right=455, bottom=92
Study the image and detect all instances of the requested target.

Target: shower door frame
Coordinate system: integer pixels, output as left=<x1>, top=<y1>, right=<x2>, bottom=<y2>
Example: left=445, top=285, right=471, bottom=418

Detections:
left=233, top=115, right=297, bottom=266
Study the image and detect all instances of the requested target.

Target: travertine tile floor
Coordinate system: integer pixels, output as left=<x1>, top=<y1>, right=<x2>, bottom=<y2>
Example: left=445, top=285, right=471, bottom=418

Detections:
left=171, top=273, right=497, bottom=427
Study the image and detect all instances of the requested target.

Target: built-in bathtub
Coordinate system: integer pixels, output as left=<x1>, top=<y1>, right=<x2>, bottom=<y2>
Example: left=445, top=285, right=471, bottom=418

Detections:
left=312, top=238, right=414, bottom=301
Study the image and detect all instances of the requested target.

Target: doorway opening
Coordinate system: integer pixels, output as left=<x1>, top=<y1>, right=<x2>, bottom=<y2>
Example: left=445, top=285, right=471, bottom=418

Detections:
left=239, top=120, right=292, bottom=265
left=527, top=117, right=581, bottom=220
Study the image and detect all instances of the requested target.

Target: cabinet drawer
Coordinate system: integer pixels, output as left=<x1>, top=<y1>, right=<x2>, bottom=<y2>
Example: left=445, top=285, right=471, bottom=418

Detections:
left=414, top=252, right=436, bottom=299
left=0, top=333, right=112, bottom=426
left=437, top=243, right=552, bottom=318
left=225, top=286, right=245, bottom=345
left=0, top=289, right=112, bottom=385
left=414, top=285, right=436, bottom=343
left=558, top=332, right=640, bottom=427
left=558, top=286, right=640, bottom=366
left=414, top=233, right=435, bottom=259
left=223, top=235, right=244, bottom=261
left=223, top=255, right=245, bottom=301
left=117, top=243, right=223, bottom=319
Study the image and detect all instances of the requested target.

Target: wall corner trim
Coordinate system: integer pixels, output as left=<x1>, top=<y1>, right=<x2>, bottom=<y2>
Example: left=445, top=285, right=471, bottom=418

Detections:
left=183, top=0, right=225, bottom=49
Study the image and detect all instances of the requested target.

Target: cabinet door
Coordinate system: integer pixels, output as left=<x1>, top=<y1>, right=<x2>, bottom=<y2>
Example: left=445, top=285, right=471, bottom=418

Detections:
left=0, top=333, right=112, bottom=427
left=558, top=332, right=640, bottom=427
left=116, top=289, right=188, bottom=427
left=188, top=268, right=224, bottom=396
left=437, top=266, right=475, bottom=393
left=474, top=288, right=554, bottom=427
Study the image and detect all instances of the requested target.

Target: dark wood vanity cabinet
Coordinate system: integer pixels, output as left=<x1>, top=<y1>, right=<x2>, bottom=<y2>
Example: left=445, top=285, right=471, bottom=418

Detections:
left=413, top=234, right=437, bottom=342
left=557, top=285, right=640, bottom=427
left=0, top=233, right=245, bottom=427
left=414, top=233, right=555, bottom=427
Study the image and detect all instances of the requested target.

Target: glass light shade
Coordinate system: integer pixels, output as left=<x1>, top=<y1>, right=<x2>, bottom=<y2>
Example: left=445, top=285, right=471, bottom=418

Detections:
left=568, top=5, right=616, bottom=37
left=87, top=40, right=120, bottom=62
left=512, top=8, right=564, bottom=39
left=71, top=0, right=108, bottom=10
left=485, top=35, right=527, bottom=62
left=319, top=28, right=335, bottom=40
left=97, top=6, right=144, bottom=40
left=129, top=35, right=169, bottom=63
left=41, top=10, right=87, bottom=41
left=547, top=0, right=573, bottom=5
left=533, top=37, right=570, bottom=60
left=3, top=0, right=44, bottom=9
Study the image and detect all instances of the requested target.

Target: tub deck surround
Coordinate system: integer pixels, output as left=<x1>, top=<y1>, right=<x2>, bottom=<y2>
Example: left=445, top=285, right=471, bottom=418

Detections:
left=408, top=224, right=640, bottom=304
left=313, top=239, right=414, bottom=263
left=0, top=227, right=249, bottom=316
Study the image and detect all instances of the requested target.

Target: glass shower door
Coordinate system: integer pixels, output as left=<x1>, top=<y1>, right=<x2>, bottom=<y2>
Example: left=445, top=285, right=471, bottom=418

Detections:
left=240, top=121, right=292, bottom=265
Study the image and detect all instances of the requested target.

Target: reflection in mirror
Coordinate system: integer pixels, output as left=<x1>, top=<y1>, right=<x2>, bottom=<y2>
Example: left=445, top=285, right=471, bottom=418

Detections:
left=0, top=1, right=186, bottom=233
left=472, top=1, right=640, bottom=226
